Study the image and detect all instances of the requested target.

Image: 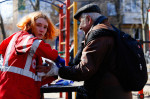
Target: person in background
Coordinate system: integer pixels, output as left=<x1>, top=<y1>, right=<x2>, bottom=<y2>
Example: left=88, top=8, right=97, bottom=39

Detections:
left=0, top=11, right=65, bottom=99
left=69, top=39, right=74, bottom=64
left=39, top=4, right=133, bottom=99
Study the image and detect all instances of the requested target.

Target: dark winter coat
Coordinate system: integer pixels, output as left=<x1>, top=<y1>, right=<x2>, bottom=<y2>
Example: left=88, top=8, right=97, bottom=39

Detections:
left=59, top=20, right=132, bottom=99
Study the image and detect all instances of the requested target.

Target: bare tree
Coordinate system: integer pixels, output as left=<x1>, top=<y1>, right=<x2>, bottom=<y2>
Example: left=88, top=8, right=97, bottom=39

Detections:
left=0, top=13, right=6, bottom=39
left=141, top=0, right=150, bottom=53
left=0, top=0, right=8, bottom=40
left=114, top=0, right=123, bottom=29
left=29, top=0, right=40, bottom=11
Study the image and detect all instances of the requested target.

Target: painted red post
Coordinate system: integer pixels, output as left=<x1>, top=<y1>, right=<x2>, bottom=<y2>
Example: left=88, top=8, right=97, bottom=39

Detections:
left=65, top=1, right=70, bottom=99
left=59, top=4, right=63, bottom=98
left=138, top=89, right=144, bottom=99
left=59, top=4, right=64, bottom=56
left=137, top=8, right=150, bottom=99
left=137, top=39, right=144, bottom=99
left=58, top=0, right=70, bottom=98
left=65, top=0, right=70, bottom=66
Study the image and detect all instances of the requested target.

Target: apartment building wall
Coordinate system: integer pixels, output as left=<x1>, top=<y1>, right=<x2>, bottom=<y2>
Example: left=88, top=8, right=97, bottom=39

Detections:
left=72, top=0, right=149, bottom=51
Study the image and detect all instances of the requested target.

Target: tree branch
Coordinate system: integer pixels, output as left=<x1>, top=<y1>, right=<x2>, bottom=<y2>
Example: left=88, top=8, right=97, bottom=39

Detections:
left=29, top=0, right=36, bottom=11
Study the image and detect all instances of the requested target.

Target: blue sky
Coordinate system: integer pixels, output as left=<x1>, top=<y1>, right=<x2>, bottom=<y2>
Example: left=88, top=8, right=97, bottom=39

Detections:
left=0, top=0, right=13, bottom=22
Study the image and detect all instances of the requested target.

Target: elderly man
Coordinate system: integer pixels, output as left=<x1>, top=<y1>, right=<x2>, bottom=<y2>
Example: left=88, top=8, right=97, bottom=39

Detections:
left=37, top=4, right=132, bottom=99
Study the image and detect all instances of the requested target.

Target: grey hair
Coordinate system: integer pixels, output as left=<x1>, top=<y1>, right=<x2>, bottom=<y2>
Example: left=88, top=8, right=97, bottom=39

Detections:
left=81, top=12, right=102, bottom=22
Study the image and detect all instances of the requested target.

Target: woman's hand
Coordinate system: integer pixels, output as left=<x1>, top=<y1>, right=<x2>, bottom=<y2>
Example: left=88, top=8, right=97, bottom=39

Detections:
left=36, top=60, right=53, bottom=73
left=36, top=60, right=59, bottom=77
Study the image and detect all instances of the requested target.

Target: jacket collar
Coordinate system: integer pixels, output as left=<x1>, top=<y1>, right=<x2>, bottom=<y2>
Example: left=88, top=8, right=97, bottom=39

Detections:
left=85, top=16, right=113, bottom=44
left=93, top=16, right=108, bottom=26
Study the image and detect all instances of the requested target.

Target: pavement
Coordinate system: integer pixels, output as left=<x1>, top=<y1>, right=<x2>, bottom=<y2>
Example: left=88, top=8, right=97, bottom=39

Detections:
left=44, top=92, right=76, bottom=99
left=132, top=83, right=150, bottom=99
left=44, top=90, right=150, bottom=99
left=43, top=82, right=150, bottom=99
left=43, top=67, right=150, bottom=99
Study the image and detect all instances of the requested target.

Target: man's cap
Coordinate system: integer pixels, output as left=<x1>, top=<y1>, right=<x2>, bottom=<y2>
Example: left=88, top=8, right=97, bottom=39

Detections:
left=74, top=4, right=101, bottom=20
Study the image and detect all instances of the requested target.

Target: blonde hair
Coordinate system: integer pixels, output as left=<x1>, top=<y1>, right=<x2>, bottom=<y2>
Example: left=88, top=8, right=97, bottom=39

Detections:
left=17, top=11, right=59, bottom=40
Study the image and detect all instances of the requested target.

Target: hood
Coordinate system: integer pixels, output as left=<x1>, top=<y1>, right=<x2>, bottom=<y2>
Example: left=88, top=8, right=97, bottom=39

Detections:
left=15, top=31, right=38, bottom=54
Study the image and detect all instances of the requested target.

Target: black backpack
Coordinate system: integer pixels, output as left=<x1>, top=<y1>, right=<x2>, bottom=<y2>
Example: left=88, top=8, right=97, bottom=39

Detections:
left=85, top=26, right=148, bottom=91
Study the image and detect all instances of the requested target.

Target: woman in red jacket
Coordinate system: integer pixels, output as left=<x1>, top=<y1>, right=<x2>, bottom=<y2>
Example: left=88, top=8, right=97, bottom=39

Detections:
left=0, top=11, right=64, bottom=99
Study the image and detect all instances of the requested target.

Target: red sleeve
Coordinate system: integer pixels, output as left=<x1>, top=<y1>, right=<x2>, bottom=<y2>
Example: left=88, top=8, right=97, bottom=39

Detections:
left=41, top=76, right=57, bottom=86
left=36, top=41, right=58, bottom=61
left=0, top=33, right=16, bottom=57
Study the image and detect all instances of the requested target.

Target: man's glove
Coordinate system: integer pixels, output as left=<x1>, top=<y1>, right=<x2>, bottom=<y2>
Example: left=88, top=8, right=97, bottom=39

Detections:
left=55, top=56, right=65, bottom=67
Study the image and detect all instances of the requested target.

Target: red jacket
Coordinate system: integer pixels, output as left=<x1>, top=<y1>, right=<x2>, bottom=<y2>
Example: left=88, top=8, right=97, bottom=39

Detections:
left=0, top=31, right=58, bottom=99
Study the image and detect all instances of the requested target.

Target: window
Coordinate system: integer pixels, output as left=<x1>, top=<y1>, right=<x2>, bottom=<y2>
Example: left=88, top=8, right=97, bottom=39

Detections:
left=123, top=0, right=149, bottom=13
left=107, top=2, right=117, bottom=16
